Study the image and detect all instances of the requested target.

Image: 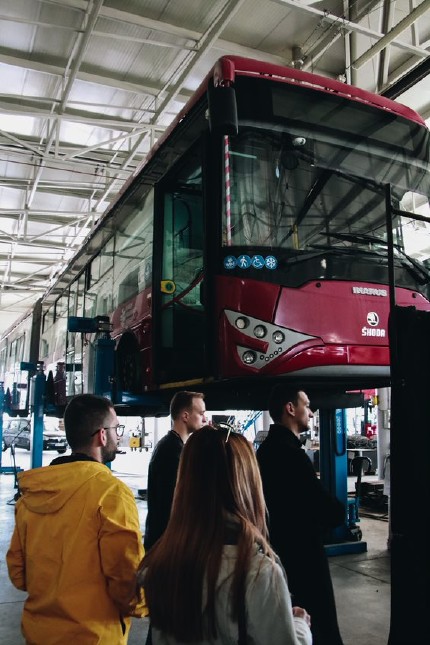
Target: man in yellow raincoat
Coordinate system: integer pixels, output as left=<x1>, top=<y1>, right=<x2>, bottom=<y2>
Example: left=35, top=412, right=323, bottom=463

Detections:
left=6, top=393, right=147, bottom=644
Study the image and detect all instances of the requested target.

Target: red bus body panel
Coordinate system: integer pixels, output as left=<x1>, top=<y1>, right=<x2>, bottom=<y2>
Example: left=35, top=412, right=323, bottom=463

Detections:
left=216, top=276, right=430, bottom=378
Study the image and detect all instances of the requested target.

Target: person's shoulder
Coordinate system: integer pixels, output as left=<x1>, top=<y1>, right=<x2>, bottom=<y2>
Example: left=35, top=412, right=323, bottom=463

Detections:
left=100, top=470, right=136, bottom=499
left=248, top=550, right=286, bottom=587
left=154, top=432, right=175, bottom=448
left=87, top=463, right=130, bottom=487
left=152, top=432, right=182, bottom=457
left=257, top=426, right=287, bottom=456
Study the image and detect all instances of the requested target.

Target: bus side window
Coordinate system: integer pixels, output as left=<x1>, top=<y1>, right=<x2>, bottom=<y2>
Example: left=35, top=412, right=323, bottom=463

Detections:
left=113, top=189, right=154, bottom=310
left=85, top=239, right=114, bottom=317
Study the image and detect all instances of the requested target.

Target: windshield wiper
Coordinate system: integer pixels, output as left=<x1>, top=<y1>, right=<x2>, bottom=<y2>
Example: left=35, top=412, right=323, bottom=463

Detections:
left=322, top=231, right=430, bottom=284
left=307, top=242, right=386, bottom=259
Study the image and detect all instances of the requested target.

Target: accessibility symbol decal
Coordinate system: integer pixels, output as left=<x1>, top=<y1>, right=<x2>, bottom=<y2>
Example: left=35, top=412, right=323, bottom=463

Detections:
left=223, top=254, right=278, bottom=270
left=251, top=255, right=265, bottom=269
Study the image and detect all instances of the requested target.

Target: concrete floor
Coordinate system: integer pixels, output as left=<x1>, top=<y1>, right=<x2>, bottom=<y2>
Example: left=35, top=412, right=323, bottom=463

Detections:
left=0, top=449, right=390, bottom=645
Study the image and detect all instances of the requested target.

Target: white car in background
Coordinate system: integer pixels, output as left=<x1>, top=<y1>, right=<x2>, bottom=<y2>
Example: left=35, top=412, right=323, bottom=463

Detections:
left=2, top=417, right=68, bottom=454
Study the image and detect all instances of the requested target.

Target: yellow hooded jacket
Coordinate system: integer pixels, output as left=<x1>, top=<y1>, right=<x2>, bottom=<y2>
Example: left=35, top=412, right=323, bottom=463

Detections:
left=6, top=460, right=147, bottom=645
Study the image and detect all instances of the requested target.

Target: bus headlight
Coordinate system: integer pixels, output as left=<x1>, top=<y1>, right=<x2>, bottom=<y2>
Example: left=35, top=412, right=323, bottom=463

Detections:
left=254, top=325, right=267, bottom=338
left=235, top=316, right=249, bottom=330
left=242, top=350, right=257, bottom=364
left=272, top=330, right=285, bottom=344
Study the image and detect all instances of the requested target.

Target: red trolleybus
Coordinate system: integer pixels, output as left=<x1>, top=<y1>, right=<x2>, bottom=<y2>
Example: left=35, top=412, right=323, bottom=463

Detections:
left=9, top=56, right=430, bottom=412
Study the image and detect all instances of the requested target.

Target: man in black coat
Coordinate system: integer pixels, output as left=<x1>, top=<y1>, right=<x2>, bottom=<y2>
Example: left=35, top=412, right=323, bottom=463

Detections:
left=144, top=390, right=206, bottom=551
left=257, top=384, right=345, bottom=645
left=143, top=391, right=206, bottom=645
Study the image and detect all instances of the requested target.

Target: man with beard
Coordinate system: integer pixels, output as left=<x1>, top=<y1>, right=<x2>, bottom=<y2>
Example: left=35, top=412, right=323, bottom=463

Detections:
left=257, top=384, right=345, bottom=645
left=7, top=394, right=146, bottom=644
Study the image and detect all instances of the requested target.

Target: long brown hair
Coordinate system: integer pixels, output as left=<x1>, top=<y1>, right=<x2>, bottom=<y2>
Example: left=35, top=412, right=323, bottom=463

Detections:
left=137, top=425, right=274, bottom=642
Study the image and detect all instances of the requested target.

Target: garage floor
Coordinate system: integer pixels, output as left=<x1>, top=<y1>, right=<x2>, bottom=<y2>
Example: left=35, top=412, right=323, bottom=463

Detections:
left=0, top=457, right=390, bottom=645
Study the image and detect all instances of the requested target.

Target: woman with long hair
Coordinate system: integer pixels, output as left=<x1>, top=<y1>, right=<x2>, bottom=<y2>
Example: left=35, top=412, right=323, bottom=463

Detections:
left=137, top=425, right=311, bottom=644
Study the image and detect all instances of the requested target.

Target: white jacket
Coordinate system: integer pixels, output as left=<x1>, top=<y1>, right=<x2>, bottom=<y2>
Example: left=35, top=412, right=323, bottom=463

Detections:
left=152, top=545, right=312, bottom=645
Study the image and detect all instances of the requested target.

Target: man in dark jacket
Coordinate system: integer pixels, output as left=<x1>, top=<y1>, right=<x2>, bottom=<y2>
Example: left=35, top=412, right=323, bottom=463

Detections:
left=144, top=390, right=206, bottom=550
left=257, top=384, right=345, bottom=645
left=144, top=391, right=206, bottom=645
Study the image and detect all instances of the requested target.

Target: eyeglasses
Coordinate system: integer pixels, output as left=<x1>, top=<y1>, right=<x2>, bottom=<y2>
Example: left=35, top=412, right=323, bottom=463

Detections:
left=91, top=424, right=125, bottom=438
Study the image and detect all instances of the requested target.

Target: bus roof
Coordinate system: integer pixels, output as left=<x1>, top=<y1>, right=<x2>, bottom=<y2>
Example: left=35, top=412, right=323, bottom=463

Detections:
left=214, top=56, right=426, bottom=126
left=109, top=55, right=427, bottom=224
left=129, top=55, right=426, bottom=195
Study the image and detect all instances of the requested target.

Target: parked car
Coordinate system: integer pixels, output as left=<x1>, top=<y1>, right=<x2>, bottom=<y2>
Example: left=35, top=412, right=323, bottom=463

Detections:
left=1, top=418, right=68, bottom=454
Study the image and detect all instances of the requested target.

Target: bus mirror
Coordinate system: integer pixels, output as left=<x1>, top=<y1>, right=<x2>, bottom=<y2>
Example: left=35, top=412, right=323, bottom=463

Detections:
left=161, top=280, right=176, bottom=295
left=207, top=83, right=238, bottom=136
left=67, top=316, right=112, bottom=333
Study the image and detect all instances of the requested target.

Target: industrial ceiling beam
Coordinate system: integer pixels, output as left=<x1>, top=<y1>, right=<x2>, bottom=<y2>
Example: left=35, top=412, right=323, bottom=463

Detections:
left=0, top=50, right=192, bottom=102
left=353, top=0, right=430, bottom=69
left=0, top=141, right=143, bottom=173
left=0, top=100, right=153, bottom=130
left=0, top=92, right=173, bottom=114
left=63, top=128, right=161, bottom=162
left=0, top=181, right=117, bottom=201
left=275, top=0, right=430, bottom=60
left=376, top=0, right=396, bottom=91
left=382, top=55, right=430, bottom=99
left=0, top=237, right=68, bottom=251
left=0, top=210, right=89, bottom=224
left=0, top=253, right=61, bottom=263
left=92, top=0, right=248, bottom=210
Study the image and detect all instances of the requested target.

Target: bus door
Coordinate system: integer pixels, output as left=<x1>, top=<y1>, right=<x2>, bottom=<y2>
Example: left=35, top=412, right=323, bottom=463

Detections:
left=155, top=149, right=207, bottom=382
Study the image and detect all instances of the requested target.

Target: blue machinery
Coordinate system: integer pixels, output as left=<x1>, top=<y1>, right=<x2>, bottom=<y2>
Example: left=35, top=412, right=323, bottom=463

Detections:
left=30, top=362, right=46, bottom=469
left=67, top=315, right=163, bottom=408
left=68, top=316, right=115, bottom=399
left=0, top=381, right=20, bottom=475
left=0, top=314, right=164, bottom=477
left=319, top=407, right=367, bottom=556
left=0, top=362, right=47, bottom=472
left=1, top=318, right=118, bottom=473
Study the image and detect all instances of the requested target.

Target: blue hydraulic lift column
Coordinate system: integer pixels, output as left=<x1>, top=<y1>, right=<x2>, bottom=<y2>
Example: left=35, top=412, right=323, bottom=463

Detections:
left=93, top=336, right=116, bottom=400
left=0, top=381, right=5, bottom=467
left=68, top=316, right=115, bottom=401
left=68, top=316, right=116, bottom=468
left=30, top=361, right=46, bottom=469
left=0, top=381, right=14, bottom=474
left=319, top=407, right=367, bottom=555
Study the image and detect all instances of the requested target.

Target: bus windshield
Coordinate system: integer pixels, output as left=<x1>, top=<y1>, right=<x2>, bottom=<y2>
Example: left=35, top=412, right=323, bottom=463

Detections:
left=222, top=74, right=430, bottom=272
left=223, top=126, right=430, bottom=259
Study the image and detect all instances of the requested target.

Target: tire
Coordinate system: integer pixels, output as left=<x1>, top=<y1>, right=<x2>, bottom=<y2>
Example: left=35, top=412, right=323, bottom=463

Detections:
left=57, top=449, right=67, bottom=454
left=116, top=332, right=142, bottom=393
